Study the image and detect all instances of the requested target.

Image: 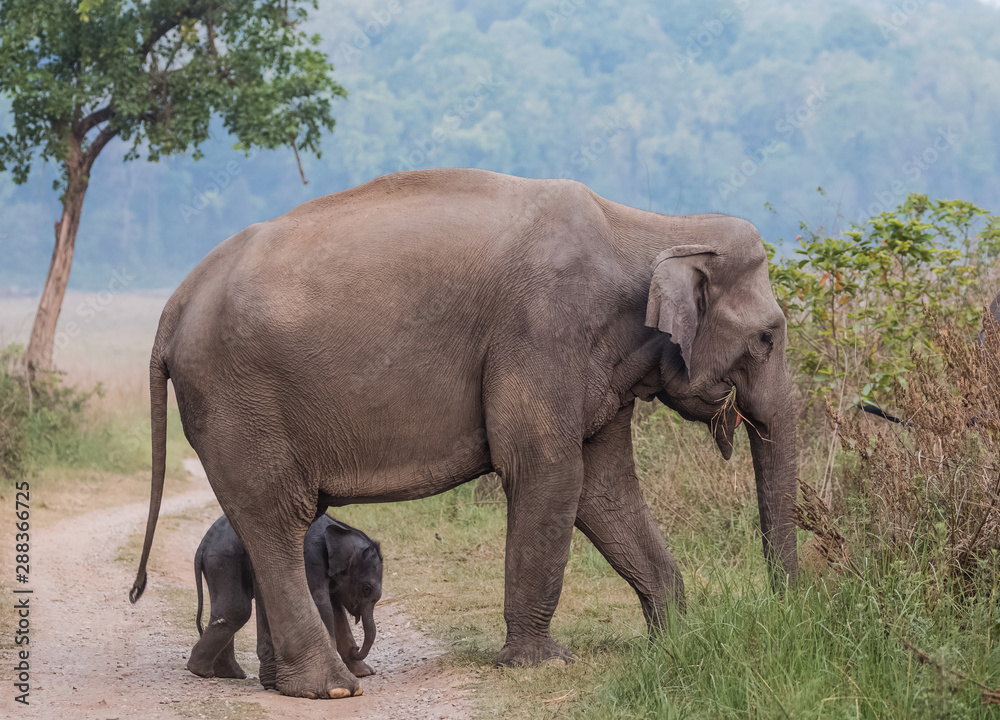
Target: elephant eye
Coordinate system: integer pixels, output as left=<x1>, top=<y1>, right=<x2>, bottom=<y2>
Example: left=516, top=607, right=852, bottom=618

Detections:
left=761, top=331, right=774, bottom=346
left=361, top=582, right=373, bottom=595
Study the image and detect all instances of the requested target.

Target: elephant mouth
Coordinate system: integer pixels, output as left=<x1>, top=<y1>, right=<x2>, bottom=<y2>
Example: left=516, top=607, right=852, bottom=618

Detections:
left=710, top=387, right=742, bottom=460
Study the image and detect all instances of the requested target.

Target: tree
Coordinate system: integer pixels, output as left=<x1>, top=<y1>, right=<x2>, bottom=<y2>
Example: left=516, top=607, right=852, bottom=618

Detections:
left=0, top=0, right=345, bottom=377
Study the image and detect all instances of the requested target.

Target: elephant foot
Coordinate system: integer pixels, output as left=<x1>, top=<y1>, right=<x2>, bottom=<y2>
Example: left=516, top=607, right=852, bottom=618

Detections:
left=213, top=663, right=247, bottom=680
left=259, top=660, right=277, bottom=690
left=347, top=658, right=376, bottom=677
left=496, top=637, right=576, bottom=667
left=188, top=655, right=247, bottom=680
left=187, top=656, right=216, bottom=679
left=275, top=659, right=361, bottom=699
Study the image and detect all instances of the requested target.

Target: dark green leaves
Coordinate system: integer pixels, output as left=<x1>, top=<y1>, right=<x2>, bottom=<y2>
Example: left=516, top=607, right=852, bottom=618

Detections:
left=0, top=0, right=345, bottom=186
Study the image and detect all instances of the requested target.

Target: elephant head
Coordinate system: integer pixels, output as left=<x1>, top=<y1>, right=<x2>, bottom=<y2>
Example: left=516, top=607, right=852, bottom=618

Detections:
left=643, top=218, right=798, bottom=584
left=325, top=521, right=383, bottom=661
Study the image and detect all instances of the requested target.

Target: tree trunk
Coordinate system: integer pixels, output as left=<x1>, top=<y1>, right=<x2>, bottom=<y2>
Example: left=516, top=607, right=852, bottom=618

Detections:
left=24, top=145, right=91, bottom=379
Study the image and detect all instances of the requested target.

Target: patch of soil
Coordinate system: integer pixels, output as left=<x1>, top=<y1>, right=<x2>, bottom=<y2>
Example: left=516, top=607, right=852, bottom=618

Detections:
left=2, top=459, right=474, bottom=719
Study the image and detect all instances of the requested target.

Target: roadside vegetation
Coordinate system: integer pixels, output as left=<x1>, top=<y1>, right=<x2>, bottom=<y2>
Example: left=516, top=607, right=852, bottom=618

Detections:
left=0, top=342, right=190, bottom=493
left=2, top=194, right=999, bottom=717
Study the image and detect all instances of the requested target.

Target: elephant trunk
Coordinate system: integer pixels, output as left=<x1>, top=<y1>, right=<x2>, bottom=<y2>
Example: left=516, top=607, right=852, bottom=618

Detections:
left=744, top=377, right=799, bottom=587
left=350, top=607, right=376, bottom=661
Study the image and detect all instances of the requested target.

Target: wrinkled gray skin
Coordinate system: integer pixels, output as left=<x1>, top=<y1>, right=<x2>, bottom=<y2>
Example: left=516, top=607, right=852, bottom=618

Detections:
left=187, top=514, right=382, bottom=684
left=978, top=289, right=1000, bottom=346
left=131, top=168, right=798, bottom=699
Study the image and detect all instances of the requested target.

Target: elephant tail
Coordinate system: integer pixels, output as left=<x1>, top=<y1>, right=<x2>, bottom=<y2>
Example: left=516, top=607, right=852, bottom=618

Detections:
left=129, top=352, right=170, bottom=604
left=194, top=544, right=206, bottom=636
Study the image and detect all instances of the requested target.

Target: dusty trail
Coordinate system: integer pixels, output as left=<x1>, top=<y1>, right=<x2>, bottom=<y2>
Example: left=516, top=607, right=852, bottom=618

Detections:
left=3, top=460, right=473, bottom=719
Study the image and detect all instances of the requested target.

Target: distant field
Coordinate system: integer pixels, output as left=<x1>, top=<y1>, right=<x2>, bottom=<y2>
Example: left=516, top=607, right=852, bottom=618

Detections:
left=0, top=291, right=172, bottom=391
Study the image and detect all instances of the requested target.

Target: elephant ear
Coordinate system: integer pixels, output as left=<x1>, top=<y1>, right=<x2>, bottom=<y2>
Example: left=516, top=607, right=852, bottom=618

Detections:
left=325, top=521, right=359, bottom=580
left=645, top=244, right=717, bottom=376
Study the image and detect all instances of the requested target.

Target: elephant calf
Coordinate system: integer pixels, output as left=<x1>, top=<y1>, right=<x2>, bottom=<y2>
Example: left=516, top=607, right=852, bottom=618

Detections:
left=187, top=514, right=383, bottom=682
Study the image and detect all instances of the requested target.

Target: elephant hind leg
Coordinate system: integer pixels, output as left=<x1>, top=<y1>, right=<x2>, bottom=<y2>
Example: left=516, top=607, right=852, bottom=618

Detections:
left=212, top=635, right=247, bottom=679
left=188, top=615, right=246, bottom=678
left=188, top=551, right=253, bottom=679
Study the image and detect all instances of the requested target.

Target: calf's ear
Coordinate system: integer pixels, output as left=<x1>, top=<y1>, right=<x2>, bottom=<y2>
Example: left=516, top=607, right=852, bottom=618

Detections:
left=325, top=523, right=359, bottom=578
left=645, top=244, right=716, bottom=377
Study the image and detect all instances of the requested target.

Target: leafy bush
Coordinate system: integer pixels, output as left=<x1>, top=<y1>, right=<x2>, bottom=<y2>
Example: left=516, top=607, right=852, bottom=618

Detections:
left=0, top=343, right=101, bottom=486
left=0, top=344, right=29, bottom=483
left=770, top=194, right=1000, bottom=404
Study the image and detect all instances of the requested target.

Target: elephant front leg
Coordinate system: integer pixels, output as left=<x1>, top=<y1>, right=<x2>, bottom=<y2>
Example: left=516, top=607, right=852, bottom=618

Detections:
left=330, top=602, right=375, bottom=677
left=576, top=404, right=685, bottom=627
left=494, top=447, right=584, bottom=667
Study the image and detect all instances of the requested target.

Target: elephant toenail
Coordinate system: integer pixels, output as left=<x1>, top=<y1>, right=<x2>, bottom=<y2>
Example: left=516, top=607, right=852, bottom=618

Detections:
left=353, top=685, right=363, bottom=696
left=329, top=688, right=351, bottom=699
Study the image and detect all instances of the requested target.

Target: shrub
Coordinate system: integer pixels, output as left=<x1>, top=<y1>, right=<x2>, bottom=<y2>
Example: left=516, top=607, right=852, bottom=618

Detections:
left=834, top=313, right=1000, bottom=589
left=0, top=343, right=100, bottom=486
left=0, top=344, right=29, bottom=483
left=770, top=194, right=1000, bottom=405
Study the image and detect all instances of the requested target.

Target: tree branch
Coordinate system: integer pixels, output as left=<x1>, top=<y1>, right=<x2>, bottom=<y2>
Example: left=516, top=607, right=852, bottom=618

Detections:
left=83, top=124, right=120, bottom=167
left=78, top=105, right=114, bottom=136
left=140, top=18, right=183, bottom=59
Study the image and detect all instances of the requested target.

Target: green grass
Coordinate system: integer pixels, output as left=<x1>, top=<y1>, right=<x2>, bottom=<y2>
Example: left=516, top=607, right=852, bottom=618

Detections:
left=574, top=565, right=1000, bottom=720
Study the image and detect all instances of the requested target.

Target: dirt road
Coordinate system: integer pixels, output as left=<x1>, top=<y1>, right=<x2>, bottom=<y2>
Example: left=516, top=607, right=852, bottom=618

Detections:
left=2, top=460, right=474, bottom=719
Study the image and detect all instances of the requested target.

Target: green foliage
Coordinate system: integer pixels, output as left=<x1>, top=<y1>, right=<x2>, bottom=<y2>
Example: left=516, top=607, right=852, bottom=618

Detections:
left=0, top=344, right=30, bottom=482
left=0, top=0, right=345, bottom=188
left=0, top=343, right=105, bottom=485
left=0, top=343, right=172, bottom=485
left=770, top=194, right=1000, bottom=404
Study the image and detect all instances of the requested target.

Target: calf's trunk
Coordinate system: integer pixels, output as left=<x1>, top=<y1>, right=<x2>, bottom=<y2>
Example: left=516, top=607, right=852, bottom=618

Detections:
left=350, top=607, right=376, bottom=661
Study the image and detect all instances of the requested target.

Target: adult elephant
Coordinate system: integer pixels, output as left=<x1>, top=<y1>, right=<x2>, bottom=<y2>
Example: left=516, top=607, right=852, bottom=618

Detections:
left=130, top=169, right=798, bottom=699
